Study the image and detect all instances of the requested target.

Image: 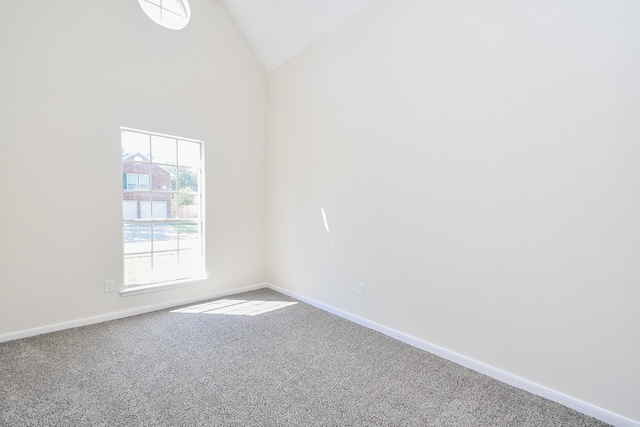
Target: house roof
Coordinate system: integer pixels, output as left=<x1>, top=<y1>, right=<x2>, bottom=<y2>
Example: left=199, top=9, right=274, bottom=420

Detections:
left=122, top=153, right=175, bottom=175
left=123, top=153, right=150, bottom=163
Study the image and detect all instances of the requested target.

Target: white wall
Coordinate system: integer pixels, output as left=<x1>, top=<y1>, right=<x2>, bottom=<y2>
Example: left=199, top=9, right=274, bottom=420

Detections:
left=267, top=0, right=640, bottom=421
left=0, top=0, right=266, bottom=334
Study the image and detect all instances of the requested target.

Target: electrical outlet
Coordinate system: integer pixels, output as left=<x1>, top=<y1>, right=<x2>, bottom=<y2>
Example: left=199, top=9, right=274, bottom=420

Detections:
left=104, top=280, right=115, bottom=293
left=357, top=283, right=365, bottom=297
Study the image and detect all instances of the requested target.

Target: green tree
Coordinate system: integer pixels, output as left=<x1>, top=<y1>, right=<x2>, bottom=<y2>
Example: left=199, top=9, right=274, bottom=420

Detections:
left=178, top=169, right=198, bottom=192
left=171, top=169, right=198, bottom=205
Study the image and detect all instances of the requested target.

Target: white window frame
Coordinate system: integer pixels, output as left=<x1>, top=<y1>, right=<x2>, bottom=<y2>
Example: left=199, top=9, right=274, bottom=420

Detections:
left=121, top=127, right=206, bottom=292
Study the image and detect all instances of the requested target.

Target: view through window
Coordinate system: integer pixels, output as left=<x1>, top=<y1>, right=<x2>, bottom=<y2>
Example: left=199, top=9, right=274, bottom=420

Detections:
left=138, top=0, right=191, bottom=30
left=122, top=128, right=204, bottom=286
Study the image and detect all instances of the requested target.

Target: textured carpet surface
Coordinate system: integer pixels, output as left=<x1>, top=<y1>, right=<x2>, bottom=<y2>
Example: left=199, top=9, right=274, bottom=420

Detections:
left=1, top=288, right=608, bottom=426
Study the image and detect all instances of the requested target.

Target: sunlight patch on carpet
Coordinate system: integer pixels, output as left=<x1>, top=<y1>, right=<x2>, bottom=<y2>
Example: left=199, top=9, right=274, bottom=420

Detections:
left=172, top=299, right=297, bottom=316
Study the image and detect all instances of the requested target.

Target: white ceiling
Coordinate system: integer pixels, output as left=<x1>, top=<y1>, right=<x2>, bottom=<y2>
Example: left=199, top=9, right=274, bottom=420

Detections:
left=217, top=0, right=373, bottom=71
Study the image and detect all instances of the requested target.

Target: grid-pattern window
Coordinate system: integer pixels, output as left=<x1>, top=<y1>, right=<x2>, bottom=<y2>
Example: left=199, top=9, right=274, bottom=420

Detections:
left=138, top=0, right=190, bottom=30
left=121, top=128, right=204, bottom=286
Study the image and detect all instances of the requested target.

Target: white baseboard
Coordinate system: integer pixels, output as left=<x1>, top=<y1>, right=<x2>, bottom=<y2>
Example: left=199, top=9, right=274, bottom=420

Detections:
left=0, top=282, right=268, bottom=344
left=266, top=283, right=639, bottom=427
left=2, top=281, right=636, bottom=426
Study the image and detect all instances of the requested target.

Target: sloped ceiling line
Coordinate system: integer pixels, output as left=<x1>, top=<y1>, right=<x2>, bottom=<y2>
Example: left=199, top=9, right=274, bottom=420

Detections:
left=217, top=0, right=373, bottom=71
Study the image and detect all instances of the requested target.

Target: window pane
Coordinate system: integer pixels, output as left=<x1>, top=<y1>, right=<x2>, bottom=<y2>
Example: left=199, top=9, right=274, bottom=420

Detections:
left=140, top=201, right=152, bottom=219
left=151, top=200, right=169, bottom=219
left=123, top=164, right=150, bottom=190
left=153, top=252, right=178, bottom=282
left=138, top=0, right=189, bottom=30
left=151, top=135, right=176, bottom=165
left=124, top=223, right=152, bottom=254
left=139, top=174, right=150, bottom=190
left=123, top=192, right=150, bottom=219
left=125, top=253, right=152, bottom=285
left=123, top=200, right=138, bottom=220
left=169, top=168, right=178, bottom=192
left=152, top=165, right=173, bottom=191
left=175, top=194, right=199, bottom=219
left=178, top=221, right=201, bottom=250
left=178, top=140, right=201, bottom=168
left=122, top=131, right=150, bottom=160
left=177, top=167, right=198, bottom=193
left=178, top=250, right=202, bottom=277
left=139, top=1, right=162, bottom=23
left=153, top=223, right=178, bottom=251
left=162, top=10, right=186, bottom=27
left=127, top=173, right=138, bottom=190
left=163, top=0, right=187, bottom=17
left=168, top=194, right=179, bottom=219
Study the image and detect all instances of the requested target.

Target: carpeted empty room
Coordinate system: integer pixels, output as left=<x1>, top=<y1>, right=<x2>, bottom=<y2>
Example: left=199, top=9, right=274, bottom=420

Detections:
left=1, top=0, right=639, bottom=426
left=0, top=289, right=607, bottom=426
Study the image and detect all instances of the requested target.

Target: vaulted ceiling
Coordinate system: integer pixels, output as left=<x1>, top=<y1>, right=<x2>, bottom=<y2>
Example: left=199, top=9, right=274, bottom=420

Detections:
left=217, top=0, right=373, bottom=71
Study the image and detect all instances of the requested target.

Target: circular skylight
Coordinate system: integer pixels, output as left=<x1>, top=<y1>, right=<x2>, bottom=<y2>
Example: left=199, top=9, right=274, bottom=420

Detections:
left=138, top=0, right=191, bottom=30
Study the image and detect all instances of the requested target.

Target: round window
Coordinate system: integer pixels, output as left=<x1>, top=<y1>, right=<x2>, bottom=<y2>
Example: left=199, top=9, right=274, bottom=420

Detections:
left=138, top=0, right=191, bottom=30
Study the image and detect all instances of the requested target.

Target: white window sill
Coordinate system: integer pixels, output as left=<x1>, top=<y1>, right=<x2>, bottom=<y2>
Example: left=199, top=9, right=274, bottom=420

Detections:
left=120, top=276, right=208, bottom=297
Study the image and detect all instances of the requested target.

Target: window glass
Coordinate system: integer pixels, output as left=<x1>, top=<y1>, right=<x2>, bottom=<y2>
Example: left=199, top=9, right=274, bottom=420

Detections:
left=177, top=167, right=199, bottom=193
left=127, top=173, right=138, bottom=190
left=122, top=131, right=150, bottom=160
left=139, top=174, right=150, bottom=190
left=178, top=140, right=201, bottom=168
left=124, top=223, right=152, bottom=253
left=138, top=0, right=191, bottom=30
left=122, top=128, right=204, bottom=287
left=124, top=254, right=152, bottom=285
left=152, top=135, right=177, bottom=165
left=163, top=0, right=187, bottom=17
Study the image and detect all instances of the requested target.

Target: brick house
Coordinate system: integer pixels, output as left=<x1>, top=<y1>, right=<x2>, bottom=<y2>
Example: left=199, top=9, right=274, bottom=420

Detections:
left=122, top=153, right=174, bottom=219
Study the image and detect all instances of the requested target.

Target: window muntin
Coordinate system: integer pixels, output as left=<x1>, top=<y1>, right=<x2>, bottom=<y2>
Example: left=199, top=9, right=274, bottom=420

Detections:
left=138, top=0, right=191, bottom=30
left=122, top=128, right=204, bottom=287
